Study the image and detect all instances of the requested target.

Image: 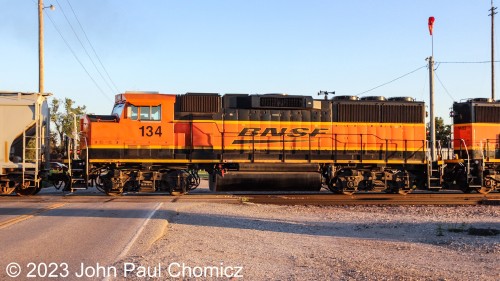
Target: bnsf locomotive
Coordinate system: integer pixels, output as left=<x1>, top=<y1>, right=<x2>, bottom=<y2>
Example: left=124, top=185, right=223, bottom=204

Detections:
left=1, top=91, right=498, bottom=196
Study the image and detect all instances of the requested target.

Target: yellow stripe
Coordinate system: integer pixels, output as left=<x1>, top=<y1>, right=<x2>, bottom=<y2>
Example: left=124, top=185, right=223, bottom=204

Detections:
left=4, top=141, right=7, bottom=163
left=89, top=159, right=426, bottom=165
left=175, top=120, right=425, bottom=127
left=86, top=145, right=426, bottom=152
left=89, top=159, right=220, bottom=164
left=467, top=146, right=499, bottom=150
left=454, top=123, right=500, bottom=127
left=445, top=158, right=500, bottom=163
left=0, top=203, right=66, bottom=230
left=186, top=120, right=424, bottom=126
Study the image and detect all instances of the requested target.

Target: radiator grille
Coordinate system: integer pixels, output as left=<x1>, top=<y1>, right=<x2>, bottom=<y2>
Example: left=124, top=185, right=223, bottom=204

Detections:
left=474, top=106, right=500, bottom=123
left=259, top=97, right=304, bottom=108
left=177, top=94, right=221, bottom=113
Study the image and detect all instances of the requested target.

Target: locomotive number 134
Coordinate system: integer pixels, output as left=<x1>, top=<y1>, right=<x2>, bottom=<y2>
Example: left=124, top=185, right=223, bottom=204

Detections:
left=139, top=126, right=162, bottom=137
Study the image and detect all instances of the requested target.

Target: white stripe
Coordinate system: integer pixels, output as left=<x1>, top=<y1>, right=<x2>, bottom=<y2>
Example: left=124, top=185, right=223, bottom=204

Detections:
left=103, top=202, right=163, bottom=281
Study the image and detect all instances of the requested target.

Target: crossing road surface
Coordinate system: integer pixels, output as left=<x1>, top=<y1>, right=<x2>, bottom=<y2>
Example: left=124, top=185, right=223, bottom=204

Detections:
left=0, top=201, right=167, bottom=281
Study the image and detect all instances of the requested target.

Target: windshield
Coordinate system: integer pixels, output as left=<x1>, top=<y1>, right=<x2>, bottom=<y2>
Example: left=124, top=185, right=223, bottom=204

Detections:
left=111, top=103, right=125, bottom=117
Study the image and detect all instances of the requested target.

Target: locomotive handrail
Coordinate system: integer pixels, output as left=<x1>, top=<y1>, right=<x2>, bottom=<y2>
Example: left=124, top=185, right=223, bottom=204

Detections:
left=214, top=128, right=426, bottom=164
left=454, top=138, right=470, bottom=176
left=80, top=133, right=89, bottom=184
left=482, top=138, right=500, bottom=160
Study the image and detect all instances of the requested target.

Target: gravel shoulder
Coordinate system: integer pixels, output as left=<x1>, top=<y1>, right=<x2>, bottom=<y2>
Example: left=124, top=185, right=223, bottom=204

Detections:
left=118, top=203, right=499, bottom=280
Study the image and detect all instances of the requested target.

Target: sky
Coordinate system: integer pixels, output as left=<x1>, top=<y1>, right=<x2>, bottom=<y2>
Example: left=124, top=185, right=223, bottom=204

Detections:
left=0, top=1, right=497, bottom=124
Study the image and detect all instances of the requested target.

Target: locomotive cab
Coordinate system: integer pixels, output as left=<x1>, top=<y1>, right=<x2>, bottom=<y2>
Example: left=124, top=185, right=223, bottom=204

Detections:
left=80, top=91, right=188, bottom=195
left=80, top=92, right=176, bottom=160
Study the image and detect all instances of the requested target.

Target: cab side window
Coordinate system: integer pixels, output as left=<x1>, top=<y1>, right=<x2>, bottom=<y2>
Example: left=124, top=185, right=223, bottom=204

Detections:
left=130, top=105, right=138, bottom=120
left=128, top=105, right=161, bottom=121
left=140, top=106, right=151, bottom=120
left=151, top=106, right=161, bottom=120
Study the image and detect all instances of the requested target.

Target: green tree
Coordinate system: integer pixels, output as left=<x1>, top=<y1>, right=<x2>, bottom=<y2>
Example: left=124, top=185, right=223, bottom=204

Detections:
left=427, top=117, right=452, bottom=147
left=50, top=98, right=87, bottom=150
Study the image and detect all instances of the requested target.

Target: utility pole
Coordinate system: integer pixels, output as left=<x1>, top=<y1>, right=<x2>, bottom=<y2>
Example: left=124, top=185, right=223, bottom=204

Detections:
left=427, top=16, right=436, bottom=162
left=428, top=56, right=436, bottom=162
left=38, top=0, right=44, bottom=95
left=38, top=0, right=54, bottom=94
left=490, top=1, right=497, bottom=100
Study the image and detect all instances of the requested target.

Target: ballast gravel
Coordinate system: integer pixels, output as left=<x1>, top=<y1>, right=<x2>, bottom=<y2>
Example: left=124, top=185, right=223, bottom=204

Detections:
left=119, top=203, right=499, bottom=280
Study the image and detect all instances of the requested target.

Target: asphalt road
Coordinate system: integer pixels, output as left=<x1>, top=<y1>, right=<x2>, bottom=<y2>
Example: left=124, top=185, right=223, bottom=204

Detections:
left=0, top=200, right=166, bottom=281
left=0, top=181, right=498, bottom=281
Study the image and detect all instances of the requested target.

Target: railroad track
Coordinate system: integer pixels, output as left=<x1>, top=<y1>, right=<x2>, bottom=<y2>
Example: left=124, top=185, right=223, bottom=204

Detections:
left=1, top=193, right=499, bottom=205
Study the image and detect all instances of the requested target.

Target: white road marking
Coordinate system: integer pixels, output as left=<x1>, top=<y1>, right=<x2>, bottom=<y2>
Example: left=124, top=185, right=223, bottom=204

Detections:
left=103, top=202, right=163, bottom=281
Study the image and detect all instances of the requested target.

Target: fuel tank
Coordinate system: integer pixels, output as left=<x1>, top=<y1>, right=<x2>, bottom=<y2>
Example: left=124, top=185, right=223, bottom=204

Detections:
left=208, top=163, right=322, bottom=192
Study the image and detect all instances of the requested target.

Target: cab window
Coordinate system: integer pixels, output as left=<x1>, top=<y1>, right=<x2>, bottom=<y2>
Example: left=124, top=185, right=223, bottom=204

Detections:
left=128, top=105, right=161, bottom=121
left=130, top=105, right=138, bottom=120
left=111, top=103, right=125, bottom=117
left=151, top=106, right=161, bottom=120
left=140, top=106, right=151, bottom=120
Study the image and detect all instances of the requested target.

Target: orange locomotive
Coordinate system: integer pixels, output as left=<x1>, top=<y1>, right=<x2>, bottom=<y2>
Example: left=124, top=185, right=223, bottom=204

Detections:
left=442, top=98, right=500, bottom=194
left=79, top=92, right=428, bottom=195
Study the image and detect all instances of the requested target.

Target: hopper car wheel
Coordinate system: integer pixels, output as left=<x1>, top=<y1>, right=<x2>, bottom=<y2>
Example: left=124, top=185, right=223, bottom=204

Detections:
left=32, top=186, right=43, bottom=195
left=0, top=182, right=16, bottom=195
left=16, top=181, right=37, bottom=196
left=1, top=187, right=16, bottom=195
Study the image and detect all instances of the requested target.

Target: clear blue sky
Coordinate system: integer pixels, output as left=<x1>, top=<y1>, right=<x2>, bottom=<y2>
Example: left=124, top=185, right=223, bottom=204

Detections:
left=1, top=1, right=496, bottom=123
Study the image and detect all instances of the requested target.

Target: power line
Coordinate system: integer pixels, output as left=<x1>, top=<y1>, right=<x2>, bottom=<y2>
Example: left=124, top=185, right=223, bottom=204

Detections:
left=354, top=65, right=427, bottom=96
left=45, top=11, right=112, bottom=102
left=65, top=0, right=120, bottom=93
left=436, top=60, right=500, bottom=64
left=434, top=70, right=455, bottom=102
left=54, top=0, right=116, bottom=96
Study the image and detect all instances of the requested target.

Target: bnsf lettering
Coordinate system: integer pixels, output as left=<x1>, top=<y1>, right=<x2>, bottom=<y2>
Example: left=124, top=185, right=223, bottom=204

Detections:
left=238, top=127, right=328, bottom=137
left=310, top=128, right=328, bottom=137
left=261, top=128, right=287, bottom=136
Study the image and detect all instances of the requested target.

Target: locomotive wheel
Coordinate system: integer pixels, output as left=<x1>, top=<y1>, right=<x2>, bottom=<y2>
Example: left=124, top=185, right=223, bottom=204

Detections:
left=397, top=188, right=413, bottom=195
left=393, top=184, right=414, bottom=195
left=105, top=189, right=123, bottom=196
left=328, top=177, right=355, bottom=195
left=15, top=181, right=38, bottom=196
left=474, top=186, right=493, bottom=194
left=170, top=191, right=186, bottom=196
left=169, top=182, right=187, bottom=196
